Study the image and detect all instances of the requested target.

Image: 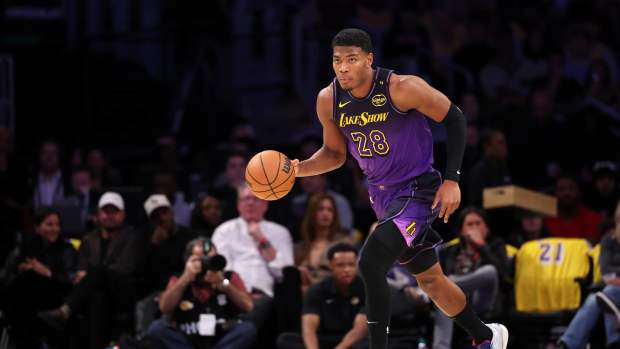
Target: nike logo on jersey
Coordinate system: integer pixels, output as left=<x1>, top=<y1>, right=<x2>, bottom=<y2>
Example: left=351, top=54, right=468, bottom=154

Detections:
left=339, top=100, right=352, bottom=108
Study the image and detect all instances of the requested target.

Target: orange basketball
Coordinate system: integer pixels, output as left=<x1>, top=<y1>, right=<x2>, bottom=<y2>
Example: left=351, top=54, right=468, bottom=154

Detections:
left=245, top=150, right=296, bottom=201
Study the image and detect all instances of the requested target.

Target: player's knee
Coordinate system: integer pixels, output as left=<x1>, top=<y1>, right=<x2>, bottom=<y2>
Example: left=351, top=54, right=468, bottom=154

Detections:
left=417, top=273, right=444, bottom=296
left=358, top=245, right=390, bottom=280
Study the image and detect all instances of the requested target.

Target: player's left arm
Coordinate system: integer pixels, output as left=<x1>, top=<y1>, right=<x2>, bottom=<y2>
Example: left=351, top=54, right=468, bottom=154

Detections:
left=390, top=75, right=467, bottom=223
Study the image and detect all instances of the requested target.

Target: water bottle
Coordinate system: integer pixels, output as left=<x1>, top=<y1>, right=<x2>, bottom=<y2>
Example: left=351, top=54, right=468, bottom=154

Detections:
left=418, top=338, right=428, bottom=349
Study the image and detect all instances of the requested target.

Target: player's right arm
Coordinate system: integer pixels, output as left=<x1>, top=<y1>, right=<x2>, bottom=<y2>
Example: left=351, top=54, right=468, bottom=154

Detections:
left=293, top=85, right=347, bottom=177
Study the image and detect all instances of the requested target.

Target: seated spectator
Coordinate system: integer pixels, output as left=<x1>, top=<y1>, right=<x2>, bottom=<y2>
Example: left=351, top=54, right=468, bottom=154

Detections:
left=32, top=140, right=69, bottom=209
left=1, top=208, right=77, bottom=348
left=38, top=192, right=146, bottom=349
left=507, top=209, right=550, bottom=248
left=545, top=174, right=603, bottom=243
left=277, top=243, right=367, bottom=349
left=466, top=129, right=511, bottom=207
left=211, top=152, right=248, bottom=221
left=153, top=170, right=193, bottom=227
left=292, top=174, right=354, bottom=232
left=584, top=161, right=619, bottom=219
left=212, top=184, right=294, bottom=334
left=142, top=194, right=198, bottom=293
left=191, top=194, right=224, bottom=238
left=147, top=237, right=255, bottom=349
left=212, top=185, right=294, bottom=299
left=295, top=193, right=352, bottom=293
left=558, top=200, right=620, bottom=349
left=85, top=148, right=123, bottom=190
left=62, top=166, right=101, bottom=231
left=434, top=207, right=509, bottom=349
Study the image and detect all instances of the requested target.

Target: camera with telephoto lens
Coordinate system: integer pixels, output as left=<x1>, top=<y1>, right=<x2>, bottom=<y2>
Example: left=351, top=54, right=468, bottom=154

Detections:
left=196, top=254, right=227, bottom=280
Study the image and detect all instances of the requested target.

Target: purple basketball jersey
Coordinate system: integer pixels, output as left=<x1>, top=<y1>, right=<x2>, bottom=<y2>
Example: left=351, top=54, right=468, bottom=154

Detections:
left=333, top=67, right=434, bottom=200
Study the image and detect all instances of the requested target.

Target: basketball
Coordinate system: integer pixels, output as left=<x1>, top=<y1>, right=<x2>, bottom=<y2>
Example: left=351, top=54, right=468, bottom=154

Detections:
left=245, top=150, right=296, bottom=201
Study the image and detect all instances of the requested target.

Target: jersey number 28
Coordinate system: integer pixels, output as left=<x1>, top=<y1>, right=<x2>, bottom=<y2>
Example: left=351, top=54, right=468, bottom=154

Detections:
left=350, top=130, right=390, bottom=157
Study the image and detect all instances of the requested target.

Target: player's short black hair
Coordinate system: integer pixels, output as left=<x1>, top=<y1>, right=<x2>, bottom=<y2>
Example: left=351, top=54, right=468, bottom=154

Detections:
left=327, top=242, right=358, bottom=261
left=332, top=28, right=373, bottom=53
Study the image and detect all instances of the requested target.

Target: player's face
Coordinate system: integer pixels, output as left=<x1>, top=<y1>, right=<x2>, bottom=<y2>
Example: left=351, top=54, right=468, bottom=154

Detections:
left=332, top=46, right=373, bottom=91
left=330, top=251, right=357, bottom=285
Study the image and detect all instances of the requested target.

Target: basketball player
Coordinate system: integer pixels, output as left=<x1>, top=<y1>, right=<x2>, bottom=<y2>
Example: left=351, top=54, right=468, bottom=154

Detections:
left=291, top=28, right=508, bottom=349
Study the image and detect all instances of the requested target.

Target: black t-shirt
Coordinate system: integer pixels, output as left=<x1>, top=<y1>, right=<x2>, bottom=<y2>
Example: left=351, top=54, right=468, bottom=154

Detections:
left=99, top=237, right=110, bottom=265
left=303, top=276, right=365, bottom=335
left=143, top=225, right=198, bottom=291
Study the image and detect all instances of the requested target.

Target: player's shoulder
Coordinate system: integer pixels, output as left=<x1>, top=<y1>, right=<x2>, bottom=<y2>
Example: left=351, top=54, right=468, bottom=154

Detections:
left=315, top=83, right=335, bottom=122
left=317, top=83, right=334, bottom=104
left=388, top=73, right=428, bottom=93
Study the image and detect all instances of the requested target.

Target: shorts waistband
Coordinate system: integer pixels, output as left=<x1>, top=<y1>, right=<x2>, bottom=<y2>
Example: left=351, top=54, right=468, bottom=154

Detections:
left=368, top=168, right=439, bottom=193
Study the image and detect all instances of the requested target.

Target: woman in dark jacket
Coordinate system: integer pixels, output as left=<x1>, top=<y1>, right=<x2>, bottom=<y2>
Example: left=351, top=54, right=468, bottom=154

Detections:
left=1, top=208, right=77, bottom=347
left=434, top=207, right=509, bottom=349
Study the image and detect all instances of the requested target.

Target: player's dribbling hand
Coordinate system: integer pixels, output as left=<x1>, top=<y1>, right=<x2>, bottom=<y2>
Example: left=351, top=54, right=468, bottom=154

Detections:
left=432, top=180, right=461, bottom=223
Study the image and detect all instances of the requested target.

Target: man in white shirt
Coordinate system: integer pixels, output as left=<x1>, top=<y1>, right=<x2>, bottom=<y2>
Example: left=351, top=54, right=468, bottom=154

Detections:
left=212, top=185, right=294, bottom=298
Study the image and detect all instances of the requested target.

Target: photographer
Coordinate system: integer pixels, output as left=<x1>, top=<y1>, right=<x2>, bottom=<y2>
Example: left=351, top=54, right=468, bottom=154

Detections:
left=148, top=237, right=256, bottom=349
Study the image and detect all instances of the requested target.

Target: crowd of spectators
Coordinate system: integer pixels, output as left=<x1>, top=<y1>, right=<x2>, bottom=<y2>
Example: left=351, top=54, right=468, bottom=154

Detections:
left=2, top=0, right=620, bottom=348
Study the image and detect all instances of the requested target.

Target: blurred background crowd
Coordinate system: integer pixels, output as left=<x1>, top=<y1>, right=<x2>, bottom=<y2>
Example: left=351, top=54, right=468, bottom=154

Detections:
left=1, top=0, right=620, bottom=348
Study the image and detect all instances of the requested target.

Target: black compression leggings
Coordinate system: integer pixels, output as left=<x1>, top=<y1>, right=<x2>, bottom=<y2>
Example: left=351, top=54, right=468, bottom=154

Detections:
left=359, top=220, right=440, bottom=349
left=358, top=221, right=408, bottom=349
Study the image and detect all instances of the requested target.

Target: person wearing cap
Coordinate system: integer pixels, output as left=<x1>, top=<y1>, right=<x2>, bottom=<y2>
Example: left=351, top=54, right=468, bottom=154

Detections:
left=142, top=194, right=198, bottom=293
left=147, top=237, right=256, bottom=349
left=585, top=161, right=620, bottom=219
left=135, top=194, right=199, bottom=336
left=38, top=191, right=146, bottom=349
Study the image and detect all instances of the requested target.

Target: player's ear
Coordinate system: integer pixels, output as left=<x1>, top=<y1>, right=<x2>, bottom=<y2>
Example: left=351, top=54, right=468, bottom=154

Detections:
left=366, top=52, right=373, bottom=68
